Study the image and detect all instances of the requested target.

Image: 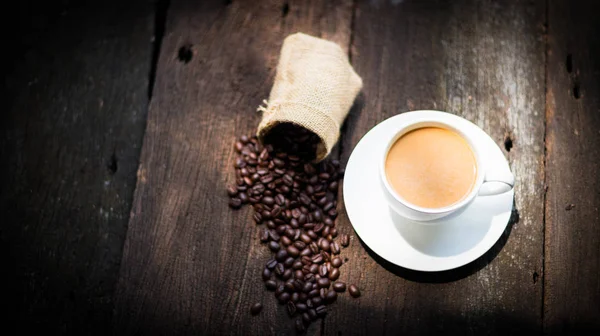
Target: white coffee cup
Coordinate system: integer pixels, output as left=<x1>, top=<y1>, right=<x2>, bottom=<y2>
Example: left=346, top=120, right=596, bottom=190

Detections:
left=379, top=116, right=514, bottom=222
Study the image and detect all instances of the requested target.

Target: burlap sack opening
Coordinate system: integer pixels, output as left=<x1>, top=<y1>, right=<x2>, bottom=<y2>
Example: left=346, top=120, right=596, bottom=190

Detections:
left=257, top=33, right=363, bottom=161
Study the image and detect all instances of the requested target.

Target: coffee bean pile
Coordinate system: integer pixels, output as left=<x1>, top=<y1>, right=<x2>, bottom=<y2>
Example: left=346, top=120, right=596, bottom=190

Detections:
left=226, top=125, right=361, bottom=333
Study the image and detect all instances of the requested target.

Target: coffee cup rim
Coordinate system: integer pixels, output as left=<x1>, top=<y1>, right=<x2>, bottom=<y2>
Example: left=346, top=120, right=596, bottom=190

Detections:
left=379, top=118, right=485, bottom=215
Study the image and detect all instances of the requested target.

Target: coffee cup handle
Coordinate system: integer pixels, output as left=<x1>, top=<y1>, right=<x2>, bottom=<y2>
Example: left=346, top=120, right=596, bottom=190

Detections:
left=479, top=168, right=515, bottom=196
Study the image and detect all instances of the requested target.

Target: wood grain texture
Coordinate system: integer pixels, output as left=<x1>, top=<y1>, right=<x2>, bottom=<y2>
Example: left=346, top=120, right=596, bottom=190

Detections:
left=0, top=1, right=153, bottom=334
left=544, top=0, right=600, bottom=333
left=113, top=0, right=353, bottom=334
left=327, top=0, right=547, bottom=334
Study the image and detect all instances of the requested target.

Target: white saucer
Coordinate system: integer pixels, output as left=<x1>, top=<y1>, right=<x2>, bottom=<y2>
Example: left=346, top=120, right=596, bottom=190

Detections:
left=343, top=111, right=514, bottom=272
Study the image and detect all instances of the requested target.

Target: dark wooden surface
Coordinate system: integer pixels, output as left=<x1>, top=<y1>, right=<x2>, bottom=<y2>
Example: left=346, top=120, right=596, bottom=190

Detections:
left=1, top=0, right=599, bottom=335
left=544, top=0, right=600, bottom=333
left=1, top=1, right=153, bottom=334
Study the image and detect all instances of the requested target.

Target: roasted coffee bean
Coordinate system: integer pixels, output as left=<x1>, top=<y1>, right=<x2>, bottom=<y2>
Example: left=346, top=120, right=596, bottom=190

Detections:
left=287, top=301, right=297, bottom=316
left=317, top=278, right=331, bottom=288
left=290, top=218, right=300, bottom=229
left=284, top=228, right=295, bottom=239
left=286, top=245, right=300, bottom=257
left=283, top=269, right=293, bottom=280
left=266, top=258, right=278, bottom=270
left=328, top=209, right=338, bottom=218
left=313, top=223, right=324, bottom=233
left=308, top=289, right=319, bottom=298
left=278, top=292, right=291, bottom=304
left=308, top=308, right=318, bottom=321
left=295, top=270, right=304, bottom=280
left=302, top=312, right=311, bottom=325
left=307, top=242, right=318, bottom=255
left=268, top=229, right=280, bottom=241
left=326, top=234, right=333, bottom=242
left=265, top=280, right=277, bottom=291
left=311, top=297, right=323, bottom=307
left=275, top=225, right=286, bottom=235
left=306, top=298, right=314, bottom=308
left=317, top=196, right=328, bottom=206
left=318, top=264, right=328, bottom=277
left=319, top=288, right=328, bottom=300
left=227, top=185, right=238, bottom=197
left=303, top=223, right=314, bottom=231
left=316, top=305, right=327, bottom=317
left=323, top=202, right=334, bottom=212
left=270, top=205, right=282, bottom=218
left=275, top=283, right=286, bottom=296
left=311, top=254, right=323, bottom=264
left=229, top=198, right=242, bottom=209
left=322, top=226, right=330, bottom=237
left=318, top=238, right=330, bottom=252
left=307, top=230, right=318, bottom=240
left=328, top=268, right=340, bottom=281
left=293, top=260, right=303, bottom=270
left=302, top=264, right=312, bottom=274
left=275, top=263, right=285, bottom=276
left=309, top=264, right=319, bottom=274
left=294, top=241, right=306, bottom=250
left=298, top=213, right=307, bottom=224
left=301, top=256, right=312, bottom=265
left=281, top=236, right=292, bottom=246
left=243, top=177, right=254, bottom=186
left=348, top=284, right=361, bottom=298
left=333, top=282, right=347, bottom=292
left=300, top=247, right=312, bottom=257
left=253, top=212, right=263, bottom=224
left=321, top=251, right=331, bottom=262
left=299, top=193, right=311, bottom=206
left=250, top=302, right=262, bottom=315
left=295, top=318, right=305, bottom=332
left=275, top=249, right=288, bottom=262
left=328, top=181, right=338, bottom=191
left=302, top=282, right=313, bottom=293
left=261, top=210, right=271, bottom=220
left=285, top=279, right=296, bottom=292
left=262, top=268, right=272, bottom=281
left=282, top=174, right=294, bottom=186
left=325, top=290, right=337, bottom=303
left=304, top=273, right=315, bottom=282
left=268, top=241, right=280, bottom=252
left=292, top=229, right=301, bottom=241
left=275, top=194, right=285, bottom=205
left=323, top=217, right=333, bottom=226
left=259, top=229, right=269, bottom=243
left=296, top=303, right=307, bottom=312
left=300, top=233, right=312, bottom=244
left=331, top=257, right=342, bottom=268
left=330, top=241, right=340, bottom=255
left=284, top=257, right=295, bottom=269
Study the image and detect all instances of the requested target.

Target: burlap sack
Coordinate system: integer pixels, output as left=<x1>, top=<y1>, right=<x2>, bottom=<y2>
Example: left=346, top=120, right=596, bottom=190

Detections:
left=257, top=33, right=363, bottom=161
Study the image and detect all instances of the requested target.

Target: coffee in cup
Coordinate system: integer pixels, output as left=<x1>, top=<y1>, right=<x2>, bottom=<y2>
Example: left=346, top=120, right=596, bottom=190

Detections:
left=384, top=127, right=477, bottom=209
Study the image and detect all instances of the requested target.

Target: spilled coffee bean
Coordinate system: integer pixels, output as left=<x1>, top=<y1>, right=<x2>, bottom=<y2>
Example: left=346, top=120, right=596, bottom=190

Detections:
left=226, top=126, right=361, bottom=333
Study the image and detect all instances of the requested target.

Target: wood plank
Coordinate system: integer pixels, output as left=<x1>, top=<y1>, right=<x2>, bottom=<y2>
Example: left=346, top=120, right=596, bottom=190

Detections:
left=0, top=1, right=153, bottom=334
left=113, top=1, right=353, bottom=334
left=327, top=0, right=547, bottom=334
left=544, top=0, right=600, bottom=333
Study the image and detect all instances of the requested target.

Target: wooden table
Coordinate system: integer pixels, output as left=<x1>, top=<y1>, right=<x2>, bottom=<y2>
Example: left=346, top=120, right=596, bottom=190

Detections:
left=2, top=0, right=599, bottom=334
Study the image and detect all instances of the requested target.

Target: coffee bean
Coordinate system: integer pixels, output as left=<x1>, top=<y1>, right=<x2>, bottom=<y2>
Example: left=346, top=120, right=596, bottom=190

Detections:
left=265, top=280, right=277, bottom=291
left=318, top=239, right=330, bottom=252
left=278, top=292, right=291, bottom=304
left=313, top=223, right=324, bottom=233
left=286, top=245, right=300, bottom=257
left=308, top=289, right=319, bottom=298
left=293, top=279, right=304, bottom=290
left=261, top=210, right=271, bottom=220
left=275, top=249, right=288, bottom=262
left=259, top=229, right=269, bottom=243
left=313, top=210, right=323, bottom=222
left=295, top=270, right=304, bottom=279
left=262, top=268, right=272, bottom=281
left=295, top=318, right=305, bottom=332
left=300, top=247, right=312, bottom=257
left=328, top=268, right=340, bottom=281
left=317, top=278, right=331, bottom=288
left=319, top=288, right=328, bottom=299
left=302, top=312, right=311, bottom=324
left=268, top=229, right=280, bottom=241
left=250, top=302, right=262, bottom=315
left=318, top=264, right=328, bottom=277
left=296, top=303, right=307, bottom=312
left=275, top=263, right=285, bottom=277
left=299, top=233, right=311, bottom=244
left=268, top=241, right=280, bottom=252
left=331, top=257, right=342, bottom=268
left=309, top=264, right=319, bottom=274
left=325, top=290, right=337, bottom=303
left=322, top=226, right=330, bottom=237
left=293, top=229, right=301, bottom=241
left=229, top=198, right=242, bottom=209
left=285, top=279, right=296, bottom=292
left=293, top=260, right=303, bottom=270
left=283, top=269, right=293, bottom=280
left=330, top=241, right=340, bottom=255
left=317, top=196, right=328, bottom=206
left=284, top=257, right=295, bottom=269
left=333, top=282, right=346, bottom=292
left=328, top=209, right=338, bottom=218
left=294, top=241, right=306, bottom=250
left=275, top=225, right=286, bottom=235
left=298, top=213, right=307, bottom=224
left=321, top=251, right=331, bottom=262
left=290, top=218, right=299, bottom=229
left=301, top=256, right=312, bottom=265
left=253, top=212, right=262, bottom=224
left=304, top=273, right=315, bottom=282
left=307, top=230, right=318, bottom=240
left=302, top=282, right=313, bottom=293
left=328, top=181, right=338, bottom=192
left=270, top=205, right=282, bottom=218
left=281, top=236, right=292, bottom=246
left=323, top=202, right=334, bottom=212
left=323, top=218, right=333, bottom=226
left=227, top=185, right=238, bottom=197
left=311, top=254, right=323, bottom=264
left=266, top=258, right=278, bottom=270
left=306, top=298, right=314, bottom=308
left=348, top=284, right=361, bottom=298
left=287, top=301, right=297, bottom=316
